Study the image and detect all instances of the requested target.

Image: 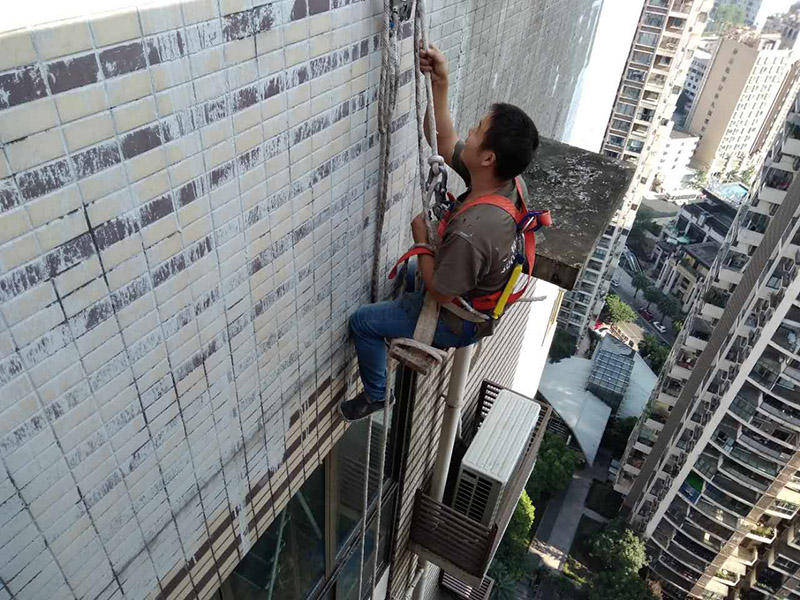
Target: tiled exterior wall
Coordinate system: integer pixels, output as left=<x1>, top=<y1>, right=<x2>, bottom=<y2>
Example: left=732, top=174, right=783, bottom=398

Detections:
left=0, top=1, right=597, bottom=599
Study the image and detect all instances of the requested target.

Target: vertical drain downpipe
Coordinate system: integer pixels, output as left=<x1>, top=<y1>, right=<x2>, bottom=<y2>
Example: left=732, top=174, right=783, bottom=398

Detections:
left=411, top=344, right=473, bottom=600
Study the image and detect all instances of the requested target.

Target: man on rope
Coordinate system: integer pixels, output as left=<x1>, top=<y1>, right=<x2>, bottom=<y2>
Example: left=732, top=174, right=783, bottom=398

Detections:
left=340, top=43, right=541, bottom=422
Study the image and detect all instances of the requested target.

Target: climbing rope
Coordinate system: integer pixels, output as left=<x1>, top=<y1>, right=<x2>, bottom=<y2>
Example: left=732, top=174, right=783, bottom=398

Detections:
left=370, top=0, right=401, bottom=303
left=413, top=0, right=442, bottom=243
left=357, top=1, right=445, bottom=596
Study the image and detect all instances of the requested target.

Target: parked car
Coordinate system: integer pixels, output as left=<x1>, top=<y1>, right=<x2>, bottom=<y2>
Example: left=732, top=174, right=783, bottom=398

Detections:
left=639, top=308, right=654, bottom=321
left=652, top=321, right=667, bottom=333
left=610, top=279, right=619, bottom=288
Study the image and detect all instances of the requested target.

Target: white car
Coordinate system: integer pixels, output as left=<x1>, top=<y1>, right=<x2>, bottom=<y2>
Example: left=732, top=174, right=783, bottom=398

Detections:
left=652, top=321, right=667, bottom=333
left=610, top=279, right=620, bottom=288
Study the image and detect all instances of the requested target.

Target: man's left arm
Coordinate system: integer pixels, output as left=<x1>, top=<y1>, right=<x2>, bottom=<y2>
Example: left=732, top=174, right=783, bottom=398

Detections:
left=411, top=215, right=454, bottom=304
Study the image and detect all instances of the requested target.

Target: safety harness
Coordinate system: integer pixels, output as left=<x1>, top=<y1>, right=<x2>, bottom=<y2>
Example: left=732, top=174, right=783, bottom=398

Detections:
left=389, top=176, right=552, bottom=322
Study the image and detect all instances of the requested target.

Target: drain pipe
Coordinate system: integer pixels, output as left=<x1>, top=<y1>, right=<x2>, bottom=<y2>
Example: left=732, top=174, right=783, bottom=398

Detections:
left=411, top=344, right=473, bottom=600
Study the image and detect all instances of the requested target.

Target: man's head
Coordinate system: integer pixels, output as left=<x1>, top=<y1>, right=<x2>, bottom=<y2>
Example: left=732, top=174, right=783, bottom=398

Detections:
left=461, top=103, right=539, bottom=182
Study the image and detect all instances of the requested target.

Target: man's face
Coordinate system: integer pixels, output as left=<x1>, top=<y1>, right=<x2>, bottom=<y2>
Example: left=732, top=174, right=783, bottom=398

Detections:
left=461, top=112, right=493, bottom=175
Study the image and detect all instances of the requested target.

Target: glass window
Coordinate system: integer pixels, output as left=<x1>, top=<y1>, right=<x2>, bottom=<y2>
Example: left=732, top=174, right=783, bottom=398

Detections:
left=228, top=466, right=326, bottom=600
left=611, top=118, right=631, bottom=132
left=332, top=411, right=393, bottom=554
left=616, top=102, right=636, bottom=116
left=335, top=494, right=394, bottom=599
left=621, top=86, right=641, bottom=100
left=644, top=13, right=665, bottom=28
left=628, top=139, right=645, bottom=153
left=637, top=31, right=660, bottom=47
left=631, top=50, right=653, bottom=66
left=626, top=68, right=646, bottom=83
left=608, top=135, right=625, bottom=147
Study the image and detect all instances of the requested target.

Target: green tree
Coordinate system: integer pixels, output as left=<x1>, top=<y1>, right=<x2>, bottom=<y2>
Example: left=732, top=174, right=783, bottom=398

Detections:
left=589, top=520, right=649, bottom=574
left=490, top=491, right=536, bottom=595
left=638, top=333, right=660, bottom=358
left=506, top=491, right=535, bottom=546
left=643, top=286, right=662, bottom=310
left=605, top=294, right=637, bottom=324
left=601, top=416, right=639, bottom=458
left=709, top=4, right=746, bottom=32
left=673, top=318, right=684, bottom=333
left=525, top=434, right=578, bottom=502
left=588, top=570, right=659, bottom=600
left=549, top=329, right=577, bottom=363
left=631, top=272, right=651, bottom=298
left=693, top=169, right=708, bottom=189
left=647, top=345, right=671, bottom=373
left=656, top=293, right=681, bottom=320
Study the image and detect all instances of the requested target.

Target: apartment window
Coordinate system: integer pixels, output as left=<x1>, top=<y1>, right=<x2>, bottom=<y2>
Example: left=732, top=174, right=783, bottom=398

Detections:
left=220, top=407, right=401, bottom=600
left=616, top=102, right=636, bottom=117
left=648, top=0, right=669, bottom=6
left=610, top=118, right=631, bottom=132
left=608, top=135, right=625, bottom=148
left=637, top=31, right=660, bottom=47
left=626, top=68, right=647, bottom=83
left=644, top=13, right=665, bottom=28
left=627, top=139, right=645, bottom=153
left=631, top=50, right=654, bottom=66
left=621, top=85, right=642, bottom=100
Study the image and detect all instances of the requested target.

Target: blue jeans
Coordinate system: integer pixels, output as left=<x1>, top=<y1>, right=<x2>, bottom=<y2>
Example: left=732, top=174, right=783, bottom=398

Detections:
left=350, top=262, right=479, bottom=403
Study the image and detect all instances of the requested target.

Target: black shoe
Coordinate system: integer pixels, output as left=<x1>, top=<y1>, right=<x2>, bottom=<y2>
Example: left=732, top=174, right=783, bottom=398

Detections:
left=339, top=392, right=386, bottom=422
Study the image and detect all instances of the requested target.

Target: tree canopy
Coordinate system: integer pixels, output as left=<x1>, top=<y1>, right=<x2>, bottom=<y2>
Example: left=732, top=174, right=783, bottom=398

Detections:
left=525, top=434, right=578, bottom=502
left=631, top=272, right=651, bottom=298
left=549, top=329, right=577, bottom=363
left=639, top=334, right=671, bottom=372
left=605, top=295, right=637, bottom=324
left=588, top=570, right=659, bottom=600
left=589, top=520, right=649, bottom=574
left=601, top=416, right=639, bottom=458
left=656, top=294, right=681, bottom=320
left=643, top=287, right=662, bottom=310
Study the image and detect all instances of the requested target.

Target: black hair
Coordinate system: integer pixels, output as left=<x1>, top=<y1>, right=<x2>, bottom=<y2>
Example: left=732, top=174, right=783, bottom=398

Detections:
left=480, top=103, right=539, bottom=180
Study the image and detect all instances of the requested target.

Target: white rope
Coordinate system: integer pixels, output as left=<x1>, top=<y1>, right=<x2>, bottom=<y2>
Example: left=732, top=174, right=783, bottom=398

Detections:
left=357, top=405, right=374, bottom=600
left=413, top=0, right=439, bottom=243
left=371, top=358, right=393, bottom=597
left=370, top=0, right=401, bottom=303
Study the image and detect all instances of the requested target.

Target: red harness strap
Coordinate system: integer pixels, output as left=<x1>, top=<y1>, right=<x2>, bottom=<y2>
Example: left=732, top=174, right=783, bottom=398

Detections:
left=390, top=176, right=551, bottom=317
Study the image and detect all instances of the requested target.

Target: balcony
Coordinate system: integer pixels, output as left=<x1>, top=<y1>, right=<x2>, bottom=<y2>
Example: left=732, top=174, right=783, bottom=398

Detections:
left=747, top=523, right=776, bottom=543
left=739, top=429, right=792, bottom=463
left=773, top=325, right=800, bottom=357
left=704, top=482, right=750, bottom=517
left=766, top=498, right=800, bottom=519
left=718, top=459, right=770, bottom=493
left=695, top=498, right=739, bottom=531
left=408, top=382, right=551, bottom=587
left=670, top=0, right=693, bottom=14
left=653, top=562, right=693, bottom=594
left=710, top=473, right=760, bottom=506
left=667, top=542, right=708, bottom=574
left=760, top=394, right=800, bottom=431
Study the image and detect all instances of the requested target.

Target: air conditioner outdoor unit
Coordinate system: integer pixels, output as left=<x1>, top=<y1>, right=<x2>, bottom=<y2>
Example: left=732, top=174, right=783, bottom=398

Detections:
left=452, top=389, right=541, bottom=527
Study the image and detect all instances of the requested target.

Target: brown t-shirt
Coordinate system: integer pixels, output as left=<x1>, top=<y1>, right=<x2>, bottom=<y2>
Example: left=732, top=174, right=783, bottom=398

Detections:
left=432, top=141, right=528, bottom=337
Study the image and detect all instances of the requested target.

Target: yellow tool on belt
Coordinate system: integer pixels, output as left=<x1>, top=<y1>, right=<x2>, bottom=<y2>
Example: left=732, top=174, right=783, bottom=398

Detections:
left=492, top=263, right=523, bottom=319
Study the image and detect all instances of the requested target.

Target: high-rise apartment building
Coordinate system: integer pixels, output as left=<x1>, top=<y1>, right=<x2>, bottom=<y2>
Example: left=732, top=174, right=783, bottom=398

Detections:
left=558, top=0, right=714, bottom=342
left=0, top=1, right=637, bottom=600
left=680, top=43, right=713, bottom=122
left=687, top=29, right=799, bottom=176
left=616, top=87, right=800, bottom=600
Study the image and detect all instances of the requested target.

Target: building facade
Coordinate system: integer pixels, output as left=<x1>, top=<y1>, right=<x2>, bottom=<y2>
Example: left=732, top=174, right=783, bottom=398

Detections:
left=687, top=29, right=799, bottom=177
left=617, top=88, right=800, bottom=599
left=655, top=126, right=701, bottom=192
left=558, top=0, right=714, bottom=343
left=682, top=44, right=713, bottom=120
left=0, top=1, right=614, bottom=600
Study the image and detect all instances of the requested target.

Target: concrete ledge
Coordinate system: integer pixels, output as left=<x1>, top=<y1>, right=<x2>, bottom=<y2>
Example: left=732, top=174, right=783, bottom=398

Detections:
left=524, top=138, right=634, bottom=290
